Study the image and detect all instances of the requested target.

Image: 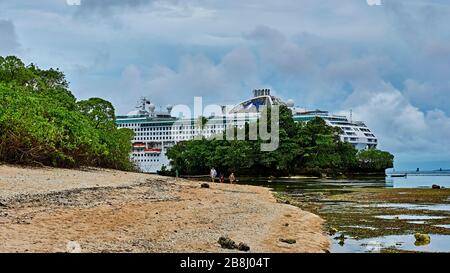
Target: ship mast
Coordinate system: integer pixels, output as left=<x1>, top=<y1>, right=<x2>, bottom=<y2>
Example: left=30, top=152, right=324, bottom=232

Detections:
left=136, top=97, right=151, bottom=115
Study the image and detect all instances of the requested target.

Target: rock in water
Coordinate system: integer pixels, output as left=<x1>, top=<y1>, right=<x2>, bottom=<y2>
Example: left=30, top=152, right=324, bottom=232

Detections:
left=237, top=242, right=250, bottom=252
left=218, top=236, right=237, bottom=249
left=335, top=233, right=346, bottom=246
left=201, top=183, right=210, bottom=189
left=432, top=184, right=441, bottom=189
left=279, top=238, right=296, bottom=244
left=328, top=227, right=338, bottom=236
left=414, top=233, right=431, bottom=245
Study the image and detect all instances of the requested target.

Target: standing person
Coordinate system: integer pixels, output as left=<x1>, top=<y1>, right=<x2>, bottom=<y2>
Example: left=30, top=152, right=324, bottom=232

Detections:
left=219, top=173, right=224, bottom=183
left=229, top=173, right=236, bottom=184
left=210, top=168, right=217, bottom=183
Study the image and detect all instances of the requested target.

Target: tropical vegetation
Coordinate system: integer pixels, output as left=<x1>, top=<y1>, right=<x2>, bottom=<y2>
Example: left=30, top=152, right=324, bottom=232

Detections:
left=0, top=56, right=134, bottom=170
left=167, top=105, right=394, bottom=176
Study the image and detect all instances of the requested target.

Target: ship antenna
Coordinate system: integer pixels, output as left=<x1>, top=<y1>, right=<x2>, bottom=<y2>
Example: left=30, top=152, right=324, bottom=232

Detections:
left=137, top=97, right=151, bottom=112
left=350, top=109, right=353, bottom=123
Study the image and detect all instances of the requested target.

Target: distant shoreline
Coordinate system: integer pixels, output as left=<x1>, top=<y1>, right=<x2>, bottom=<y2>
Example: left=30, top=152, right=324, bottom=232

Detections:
left=170, top=171, right=387, bottom=181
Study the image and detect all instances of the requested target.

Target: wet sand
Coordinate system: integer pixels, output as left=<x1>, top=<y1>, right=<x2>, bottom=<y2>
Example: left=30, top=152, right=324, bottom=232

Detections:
left=0, top=165, right=330, bottom=253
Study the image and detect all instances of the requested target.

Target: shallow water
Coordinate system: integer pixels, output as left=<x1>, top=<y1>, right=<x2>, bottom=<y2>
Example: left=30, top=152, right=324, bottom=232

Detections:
left=358, top=203, right=450, bottom=212
left=434, top=224, right=450, bottom=229
left=341, top=225, right=378, bottom=230
left=239, top=175, right=450, bottom=253
left=374, top=215, right=447, bottom=220
left=331, top=234, right=450, bottom=253
left=386, top=175, right=450, bottom=188
left=408, top=221, right=426, bottom=224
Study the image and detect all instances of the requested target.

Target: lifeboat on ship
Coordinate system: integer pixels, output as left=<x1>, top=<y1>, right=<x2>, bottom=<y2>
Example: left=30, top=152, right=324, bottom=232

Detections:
left=133, top=142, right=145, bottom=148
left=144, top=148, right=162, bottom=154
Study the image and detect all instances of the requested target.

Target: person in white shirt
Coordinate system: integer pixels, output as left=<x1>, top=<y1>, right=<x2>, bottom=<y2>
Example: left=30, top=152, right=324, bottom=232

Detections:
left=210, top=168, right=217, bottom=183
left=229, top=173, right=236, bottom=184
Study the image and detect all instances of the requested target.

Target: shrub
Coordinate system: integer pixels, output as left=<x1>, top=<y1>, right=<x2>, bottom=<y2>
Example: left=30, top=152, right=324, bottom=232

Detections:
left=0, top=56, right=134, bottom=170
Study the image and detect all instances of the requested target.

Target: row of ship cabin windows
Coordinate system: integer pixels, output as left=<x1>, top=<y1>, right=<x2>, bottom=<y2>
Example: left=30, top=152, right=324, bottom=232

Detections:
left=135, top=159, right=159, bottom=163
left=133, top=129, right=226, bottom=136
left=118, top=124, right=174, bottom=130
left=118, top=124, right=244, bottom=131
left=134, top=135, right=207, bottom=141
left=343, top=137, right=377, bottom=143
left=340, top=126, right=371, bottom=133
left=131, top=126, right=245, bottom=141
left=331, top=121, right=367, bottom=127
left=132, top=153, right=160, bottom=163
left=132, top=153, right=159, bottom=157
left=343, top=131, right=376, bottom=138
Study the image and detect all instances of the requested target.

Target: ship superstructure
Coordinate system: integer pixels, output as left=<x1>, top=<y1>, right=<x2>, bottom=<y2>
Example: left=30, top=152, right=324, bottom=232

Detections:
left=116, top=89, right=378, bottom=173
left=292, top=110, right=377, bottom=150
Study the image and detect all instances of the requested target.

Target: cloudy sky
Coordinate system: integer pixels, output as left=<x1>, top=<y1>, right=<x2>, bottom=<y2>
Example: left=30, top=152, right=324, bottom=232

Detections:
left=1, top=0, right=450, bottom=170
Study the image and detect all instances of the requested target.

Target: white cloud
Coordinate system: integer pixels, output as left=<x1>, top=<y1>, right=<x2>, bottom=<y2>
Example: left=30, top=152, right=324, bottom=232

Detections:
left=348, top=82, right=450, bottom=163
left=117, top=48, right=261, bottom=112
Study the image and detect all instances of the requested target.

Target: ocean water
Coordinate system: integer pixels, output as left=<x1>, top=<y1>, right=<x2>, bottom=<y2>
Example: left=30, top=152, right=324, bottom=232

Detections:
left=386, top=175, right=450, bottom=188
left=239, top=174, right=450, bottom=253
left=331, top=234, right=450, bottom=253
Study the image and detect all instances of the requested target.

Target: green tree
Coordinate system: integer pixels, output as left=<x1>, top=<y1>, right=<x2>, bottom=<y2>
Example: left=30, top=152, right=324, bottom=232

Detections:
left=166, top=105, right=392, bottom=176
left=356, top=149, right=394, bottom=171
left=0, top=56, right=134, bottom=170
left=78, top=98, right=116, bottom=129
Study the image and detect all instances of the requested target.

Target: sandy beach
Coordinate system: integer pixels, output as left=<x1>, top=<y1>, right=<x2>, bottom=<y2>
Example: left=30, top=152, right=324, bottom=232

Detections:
left=0, top=165, right=330, bottom=253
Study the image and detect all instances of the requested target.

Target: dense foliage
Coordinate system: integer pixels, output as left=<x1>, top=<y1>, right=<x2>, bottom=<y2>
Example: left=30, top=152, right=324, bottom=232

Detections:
left=355, top=149, right=395, bottom=172
left=0, top=56, right=134, bottom=170
left=167, top=105, right=394, bottom=176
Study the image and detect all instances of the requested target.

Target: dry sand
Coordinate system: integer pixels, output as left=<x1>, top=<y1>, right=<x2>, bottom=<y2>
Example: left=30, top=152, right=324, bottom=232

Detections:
left=0, top=164, right=330, bottom=253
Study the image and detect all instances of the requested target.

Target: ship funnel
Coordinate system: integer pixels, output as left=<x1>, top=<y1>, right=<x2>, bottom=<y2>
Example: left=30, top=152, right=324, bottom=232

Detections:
left=253, top=88, right=271, bottom=97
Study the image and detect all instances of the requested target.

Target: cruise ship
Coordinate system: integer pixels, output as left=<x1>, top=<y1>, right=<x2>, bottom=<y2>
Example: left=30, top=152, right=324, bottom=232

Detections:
left=116, top=89, right=378, bottom=173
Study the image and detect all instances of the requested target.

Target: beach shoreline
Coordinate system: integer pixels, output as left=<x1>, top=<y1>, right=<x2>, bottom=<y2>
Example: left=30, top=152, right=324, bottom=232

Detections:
left=0, top=165, right=330, bottom=253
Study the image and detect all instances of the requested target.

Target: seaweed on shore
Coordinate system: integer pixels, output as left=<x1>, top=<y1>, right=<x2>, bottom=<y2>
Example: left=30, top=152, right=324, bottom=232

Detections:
left=273, top=188, right=450, bottom=240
